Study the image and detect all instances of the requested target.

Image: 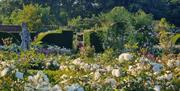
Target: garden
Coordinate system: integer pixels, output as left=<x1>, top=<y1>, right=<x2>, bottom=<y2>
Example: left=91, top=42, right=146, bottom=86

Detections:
left=0, top=1, right=180, bottom=91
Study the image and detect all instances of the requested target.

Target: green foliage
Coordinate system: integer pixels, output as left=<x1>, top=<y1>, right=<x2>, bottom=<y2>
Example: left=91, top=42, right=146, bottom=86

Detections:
left=0, top=0, right=23, bottom=23
left=98, top=7, right=145, bottom=52
left=0, top=51, right=18, bottom=61
left=100, top=7, right=132, bottom=27
left=96, top=6, right=158, bottom=52
left=68, top=16, right=82, bottom=30
left=7, top=4, right=50, bottom=31
left=83, top=30, right=92, bottom=47
left=124, top=35, right=138, bottom=52
left=99, top=48, right=116, bottom=64
left=171, top=34, right=180, bottom=44
left=84, top=30, right=104, bottom=53
left=0, top=45, right=179, bottom=90
left=156, top=18, right=175, bottom=54
left=134, top=10, right=153, bottom=29
left=99, top=7, right=133, bottom=52
left=0, top=75, right=25, bottom=91
left=80, top=46, right=95, bottom=58
left=68, top=16, right=100, bottom=31
left=0, top=0, right=180, bottom=27
left=17, top=50, right=46, bottom=72
left=59, top=11, right=69, bottom=25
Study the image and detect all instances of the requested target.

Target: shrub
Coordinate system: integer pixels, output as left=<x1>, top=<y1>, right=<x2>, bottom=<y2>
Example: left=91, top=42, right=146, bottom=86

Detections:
left=80, top=46, right=95, bottom=58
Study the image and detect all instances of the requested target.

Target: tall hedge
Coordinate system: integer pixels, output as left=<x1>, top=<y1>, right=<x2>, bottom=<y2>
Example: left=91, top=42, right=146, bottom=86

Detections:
left=41, top=31, right=73, bottom=49
left=84, top=30, right=104, bottom=53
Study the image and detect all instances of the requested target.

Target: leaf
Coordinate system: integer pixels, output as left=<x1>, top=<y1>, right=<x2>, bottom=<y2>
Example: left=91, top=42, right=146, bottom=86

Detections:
left=171, top=34, right=180, bottom=44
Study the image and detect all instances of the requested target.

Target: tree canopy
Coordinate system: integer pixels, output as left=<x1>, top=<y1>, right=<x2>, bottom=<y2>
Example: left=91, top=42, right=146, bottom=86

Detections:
left=0, top=0, right=179, bottom=28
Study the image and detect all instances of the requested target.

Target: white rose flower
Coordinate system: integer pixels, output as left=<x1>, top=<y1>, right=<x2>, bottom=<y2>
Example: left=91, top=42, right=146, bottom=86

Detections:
left=28, top=76, right=33, bottom=81
left=69, top=65, right=76, bottom=70
left=106, top=65, right=113, bottom=72
left=53, top=61, right=59, bottom=66
left=94, top=71, right=101, bottom=80
left=79, top=62, right=85, bottom=67
left=60, top=80, right=68, bottom=84
left=0, top=68, right=9, bottom=77
left=167, top=59, right=175, bottom=68
left=112, top=69, right=121, bottom=77
left=118, top=53, right=133, bottom=63
left=34, top=71, right=43, bottom=80
left=72, top=58, right=82, bottom=65
left=46, top=62, right=51, bottom=68
left=175, top=60, right=180, bottom=66
left=92, top=64, right=100, bottom=70
left=10, top=64, right=16, bottom=69
left=59, top=65, right=67, bottom=70
left=51, top=85, right=62, bottom=91
left=157, top=75, right=164, bottom=80
left=66, top=84, right=84, bottom=91
left=83, top=63, right=91, bottom=70
left=37, top=87, right=49, bottom=91
left=44, top=74, right=49, bottom=82
left=25, top=71, right=58, bottom=91
left=0, top=61, right=6, bottom=66
left=139, top=57, right=150, bottom=62
left=128, top=66, right=133, bottom=71
left=61, top=74, right=68, bottom=79
left=154, top=85, right=161, bottom=91
left=165, top=73, right=173, bottom=81
left=136, top=63, right=144, bottom=70
left=167, top=59, right=179, bottom=68
left=105, top=78, right=117, bottom=87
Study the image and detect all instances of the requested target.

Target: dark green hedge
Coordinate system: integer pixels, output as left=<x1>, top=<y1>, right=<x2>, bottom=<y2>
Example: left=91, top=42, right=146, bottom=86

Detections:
left=84, top=30, right=104, bottom=53
left=0, top=31, right=73, bottom=49
left=0, top=32, right=36, bottom=45
left=41, top=31, right=73, bottom=49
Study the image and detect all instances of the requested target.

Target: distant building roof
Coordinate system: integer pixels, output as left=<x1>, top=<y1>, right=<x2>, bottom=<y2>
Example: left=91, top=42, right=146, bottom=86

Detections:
left=0, top=24, right=21, bottom=33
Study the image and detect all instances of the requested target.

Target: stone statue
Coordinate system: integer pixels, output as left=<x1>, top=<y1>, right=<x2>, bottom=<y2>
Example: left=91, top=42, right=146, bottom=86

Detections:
left=20, top=23, right=31, bottom=50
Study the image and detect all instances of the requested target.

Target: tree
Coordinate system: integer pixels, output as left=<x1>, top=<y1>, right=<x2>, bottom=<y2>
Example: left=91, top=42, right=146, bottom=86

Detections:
left=99, top=7, right=134, bottom=52
left=0, top=0, right=23, bottom=23
left=68, top=16, right=100, bottom=32
left=97, top=7, right=158, bottom=52
left=8, top=4, right=50, bottom=31
left=133, top=10, right=157, bottom=48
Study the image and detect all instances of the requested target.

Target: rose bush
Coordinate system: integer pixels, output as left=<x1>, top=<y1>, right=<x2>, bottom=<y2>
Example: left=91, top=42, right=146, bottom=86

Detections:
left=0, top=50, right=179, bottom=91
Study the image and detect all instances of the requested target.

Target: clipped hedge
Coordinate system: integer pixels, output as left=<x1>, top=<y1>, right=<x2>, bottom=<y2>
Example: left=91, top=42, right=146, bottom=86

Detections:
left=84, top=30, right=104, bottom=53
left=40, top=31, right=73, bottom=49
left=0, top=32, right=36, bottom=45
